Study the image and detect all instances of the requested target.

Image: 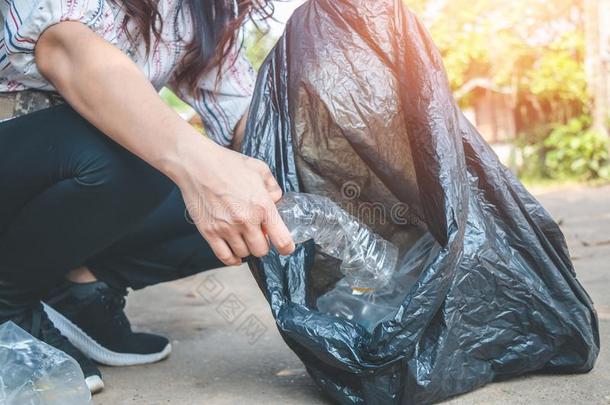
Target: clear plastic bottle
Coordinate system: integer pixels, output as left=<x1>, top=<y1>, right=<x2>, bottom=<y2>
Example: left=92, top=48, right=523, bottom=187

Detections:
left=316, top=233, right=439, bottom=331
left=277, top=192, right=438, bottom=332
left=0, top=321, right=91, bottom=404
left=276, top=192, right=399, bottom=290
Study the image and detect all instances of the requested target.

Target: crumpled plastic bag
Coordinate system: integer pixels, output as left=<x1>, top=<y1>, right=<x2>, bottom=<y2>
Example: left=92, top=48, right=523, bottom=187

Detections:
left=0, top=321, right=90, bottom=405
left=241, top=0, right=600, bottom=403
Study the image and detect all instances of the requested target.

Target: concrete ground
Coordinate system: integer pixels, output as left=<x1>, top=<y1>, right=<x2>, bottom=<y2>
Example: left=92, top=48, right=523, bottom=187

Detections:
left=95, top=185, right=610, bottom=405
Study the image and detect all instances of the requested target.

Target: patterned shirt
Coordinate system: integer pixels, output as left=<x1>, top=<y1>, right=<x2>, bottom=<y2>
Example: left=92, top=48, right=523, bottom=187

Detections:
left=0, top=0, right=256, bottom=146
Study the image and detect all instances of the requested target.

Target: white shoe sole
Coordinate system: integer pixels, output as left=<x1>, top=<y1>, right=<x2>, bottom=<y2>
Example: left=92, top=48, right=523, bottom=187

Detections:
left=85, top=375, right=104, bottom=394
left=42, top=302, right=172, bottom=367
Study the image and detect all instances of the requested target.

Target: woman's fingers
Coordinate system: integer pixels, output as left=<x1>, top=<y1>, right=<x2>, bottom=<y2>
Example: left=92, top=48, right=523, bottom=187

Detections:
left=263, top=174, right=283, bottom=203
left=243, top=226, right=270, bottom=257
left=207, top=236, right=241, bottom=266
left=265, top=179, right=283, bottom=203
left=263, top=204, right=295, bottom=256
left=259, top=168, right=293, bottom=255
left=226, top=234, right=250, bottom=258
left=257, top=162, right=294, bottom=254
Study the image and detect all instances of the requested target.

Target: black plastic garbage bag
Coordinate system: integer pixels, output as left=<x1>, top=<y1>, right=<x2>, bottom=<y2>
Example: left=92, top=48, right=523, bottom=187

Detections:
left=241, top=0, right=600, bottom=403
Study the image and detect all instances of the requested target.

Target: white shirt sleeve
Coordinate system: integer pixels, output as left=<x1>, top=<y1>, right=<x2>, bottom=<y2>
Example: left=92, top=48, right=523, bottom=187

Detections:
left=3, top=0, right=115, bottom=88
left=169, top=45, right=256, bottom=147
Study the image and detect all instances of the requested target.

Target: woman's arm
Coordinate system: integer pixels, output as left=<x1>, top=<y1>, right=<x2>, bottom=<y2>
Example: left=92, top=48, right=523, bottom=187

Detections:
left=35, top=21, right=295, bottom=265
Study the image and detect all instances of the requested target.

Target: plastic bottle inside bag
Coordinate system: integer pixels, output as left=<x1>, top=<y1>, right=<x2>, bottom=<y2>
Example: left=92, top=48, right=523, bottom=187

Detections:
left=317, top=233, right=439, bottom=331
left=276, top=192, right=399, bottom=290
left=277, top=192, right=435, bottom=331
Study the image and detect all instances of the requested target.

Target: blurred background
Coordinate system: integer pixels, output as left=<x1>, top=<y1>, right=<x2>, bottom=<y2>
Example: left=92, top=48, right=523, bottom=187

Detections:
left=162, top=0, right=610, bottom=186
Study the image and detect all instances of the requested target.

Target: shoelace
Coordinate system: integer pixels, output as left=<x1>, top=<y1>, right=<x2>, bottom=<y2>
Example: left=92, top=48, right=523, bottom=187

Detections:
left=30, top=305, right=72, bottom=350
left=97, top=287, right=131, bottom=330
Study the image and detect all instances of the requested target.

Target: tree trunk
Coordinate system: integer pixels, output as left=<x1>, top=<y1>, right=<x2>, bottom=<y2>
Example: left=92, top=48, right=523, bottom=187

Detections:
left=584, top=0, right=610, bottom=136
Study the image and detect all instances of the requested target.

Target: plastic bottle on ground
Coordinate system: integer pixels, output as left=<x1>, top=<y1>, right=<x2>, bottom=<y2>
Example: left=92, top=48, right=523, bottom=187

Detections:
left=0, top=321, right=91, bottom=405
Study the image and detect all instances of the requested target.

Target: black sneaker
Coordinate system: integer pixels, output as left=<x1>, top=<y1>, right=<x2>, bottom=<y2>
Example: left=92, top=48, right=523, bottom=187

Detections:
left=42, top=281, right=171, bottom=366
left=10, top=303, right=104, bottom=394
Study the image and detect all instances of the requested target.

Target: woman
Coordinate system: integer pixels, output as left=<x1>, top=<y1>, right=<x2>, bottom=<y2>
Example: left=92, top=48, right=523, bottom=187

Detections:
left=0, top=0, right=295, bottom=394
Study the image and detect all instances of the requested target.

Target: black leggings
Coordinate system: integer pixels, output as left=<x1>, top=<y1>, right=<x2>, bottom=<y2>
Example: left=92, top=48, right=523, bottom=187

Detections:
left=0, top=104, right=222, bottom=316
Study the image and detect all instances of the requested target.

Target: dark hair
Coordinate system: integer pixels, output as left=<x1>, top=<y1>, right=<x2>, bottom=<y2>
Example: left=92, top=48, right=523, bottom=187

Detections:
left=112, top=0, right=273, bottom=95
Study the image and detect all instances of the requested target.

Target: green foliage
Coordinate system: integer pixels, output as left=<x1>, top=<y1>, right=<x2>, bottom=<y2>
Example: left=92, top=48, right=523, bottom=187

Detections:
left=543, top=117, right=610, bottom=181
left=159, top=88, right=191, bottom=113
left=405, top=0, right=589, bottom=130
left=518, top=116, right=610, bottom=181
left=402, top=0, right=607, bottom=183
left=525, top=34, right=587, bottom=105
left=243, top=24, right=278, bottom=70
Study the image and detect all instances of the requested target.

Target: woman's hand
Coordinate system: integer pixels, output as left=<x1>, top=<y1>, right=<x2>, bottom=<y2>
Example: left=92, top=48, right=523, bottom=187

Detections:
left=174, top=135, right=295, bottom=265
left=35, top=21, right=294, bottom=265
